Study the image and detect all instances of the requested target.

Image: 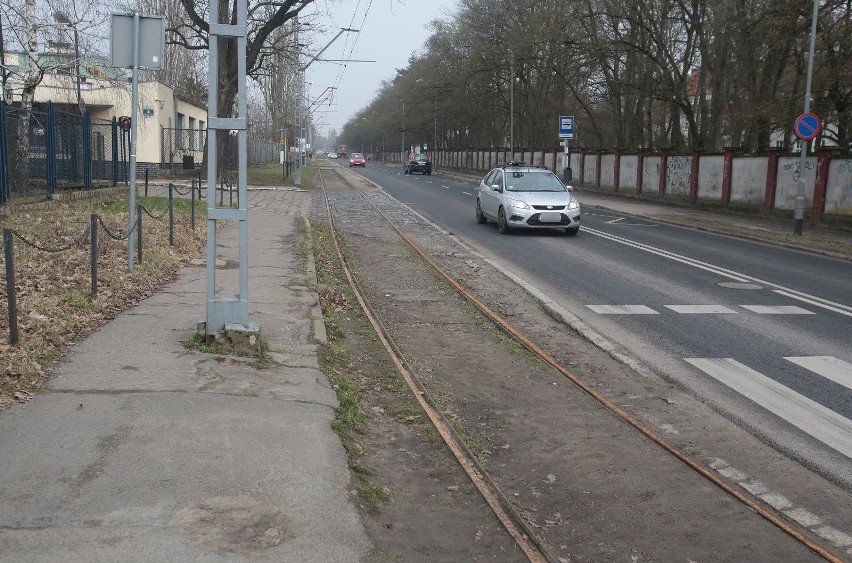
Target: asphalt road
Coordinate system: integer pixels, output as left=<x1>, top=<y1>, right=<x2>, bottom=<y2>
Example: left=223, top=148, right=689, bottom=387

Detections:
left=334, top=158, right=852, bottom=473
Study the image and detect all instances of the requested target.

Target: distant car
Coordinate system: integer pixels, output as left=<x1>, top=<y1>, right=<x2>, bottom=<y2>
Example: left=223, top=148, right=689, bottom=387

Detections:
left=405, top=153, right=432, bottom=175
left=476, top=162, right=581, bottom=235
left=327, top=152, right=337, bottom=158
left=349, top=153, right=366, bottom=167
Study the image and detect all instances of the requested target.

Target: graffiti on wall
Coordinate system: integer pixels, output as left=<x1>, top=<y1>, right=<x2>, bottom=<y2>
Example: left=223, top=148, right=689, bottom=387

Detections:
left=654, top=156, right=692, bottom=194
left=782, top=159, right=815, bottom=181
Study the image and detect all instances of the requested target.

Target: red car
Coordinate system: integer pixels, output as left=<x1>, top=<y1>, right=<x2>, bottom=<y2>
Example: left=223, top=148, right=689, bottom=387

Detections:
left=348, top=153, right=366, bottom=167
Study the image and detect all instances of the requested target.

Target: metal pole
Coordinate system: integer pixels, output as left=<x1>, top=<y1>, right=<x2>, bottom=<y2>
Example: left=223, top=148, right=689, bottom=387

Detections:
left=191, top=179, right=196, bottom=229
left=127, top=11, right=140, bottom=271
left=136, top=206, right=142, bottom=264
left=168, top=182, right=174, bottom=246
left=794, top=0, right=819, bottom=235
left=90, top=214, right=97, bottom=296
left=434, top=98, right=438, bottom=173
left=509, top=49, right=514, bottom=160
left=402, top=99, right=405, bottom=161
left=3, top=229, right=18, bottom=345
left=73, top=26, right=81, bottom=113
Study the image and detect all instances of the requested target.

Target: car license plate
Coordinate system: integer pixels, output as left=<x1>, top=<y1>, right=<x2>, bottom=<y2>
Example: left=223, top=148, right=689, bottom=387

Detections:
left=539, top=211, right=561, bottom=223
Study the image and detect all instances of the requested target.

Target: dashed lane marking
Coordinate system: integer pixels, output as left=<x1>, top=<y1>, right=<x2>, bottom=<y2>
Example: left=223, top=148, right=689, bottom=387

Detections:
left=740, top=305, right=815, bottom=315
left=582, top=227, right=852, bottom=317
left=664, top=305, right=738, bottom=314
left=586, top=305, right=659, bottom=314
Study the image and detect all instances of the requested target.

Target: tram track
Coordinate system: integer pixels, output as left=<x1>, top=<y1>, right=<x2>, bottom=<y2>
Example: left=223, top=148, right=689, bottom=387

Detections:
left=315, top=165, right=844, bottom=562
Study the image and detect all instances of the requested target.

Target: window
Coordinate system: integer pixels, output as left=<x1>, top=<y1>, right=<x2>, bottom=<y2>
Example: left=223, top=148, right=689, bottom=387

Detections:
left=177, top=113, right=185, bottom=149
left=189, top=117, right=196, bottom=149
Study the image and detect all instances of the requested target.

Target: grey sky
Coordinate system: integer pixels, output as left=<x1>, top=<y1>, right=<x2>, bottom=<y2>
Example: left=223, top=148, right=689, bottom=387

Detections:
left=304, top=0, right=458, bottom=138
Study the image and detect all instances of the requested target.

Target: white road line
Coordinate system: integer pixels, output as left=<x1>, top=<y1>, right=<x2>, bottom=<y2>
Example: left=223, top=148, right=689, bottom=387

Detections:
left=582, top=226, right=852, bottom=316
left=664, top=305, right=738, bottom=314
left=684, top=358, right=852, bottom=460
left=462, top=191, right=474, bottom=196
left=586, top=305, right=659, bottom=314
left=784, top=356, right=852, bottom=391
left=740, top=305, right=815, bottom=315
left=606, top=217, right=625, bottom=224
left=772, top=290, right=852, bottom=318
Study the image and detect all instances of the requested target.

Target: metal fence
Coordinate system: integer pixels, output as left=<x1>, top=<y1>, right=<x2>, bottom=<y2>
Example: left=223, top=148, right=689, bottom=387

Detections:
left=1, top=102, right=280, bottom=205
left=0, top=101, right=127, bottom=205
left=161, top=127, right=277, bottom=170
left=161, top=127, right=207, bottom=170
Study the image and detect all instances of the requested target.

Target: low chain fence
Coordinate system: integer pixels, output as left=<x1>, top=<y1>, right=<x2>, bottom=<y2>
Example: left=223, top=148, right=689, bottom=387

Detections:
left=1, top=183, right=207, bottom=346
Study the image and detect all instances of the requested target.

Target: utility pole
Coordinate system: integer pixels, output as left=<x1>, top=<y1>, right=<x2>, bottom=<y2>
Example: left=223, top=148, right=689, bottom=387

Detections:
left=402, top=99, right=405, bottom=159
left=509, top=49, right=514, bottom=160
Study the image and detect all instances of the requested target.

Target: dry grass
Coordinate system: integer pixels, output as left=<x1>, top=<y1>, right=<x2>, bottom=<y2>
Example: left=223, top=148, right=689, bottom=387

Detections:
left=0, top=192, right=206, bottom=409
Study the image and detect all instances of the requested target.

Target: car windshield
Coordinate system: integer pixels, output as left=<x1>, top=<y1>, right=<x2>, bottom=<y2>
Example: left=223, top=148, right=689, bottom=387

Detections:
left=505, top=171, right=566, bottom=192
left=351, top=153, right=363, bottom=158
left=413, top=154, right=428, bottom=160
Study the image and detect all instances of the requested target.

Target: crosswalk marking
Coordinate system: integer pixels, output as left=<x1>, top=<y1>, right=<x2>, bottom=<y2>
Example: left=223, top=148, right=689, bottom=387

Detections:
left=684, top=357, right=852, bottom=460
left=664, top=305, right=737, bottom=314
left=740, top=305, right=815, bottom=314
left=784, top=356, right=852, bottom=391
left=586, top=305, right=658, bottom=315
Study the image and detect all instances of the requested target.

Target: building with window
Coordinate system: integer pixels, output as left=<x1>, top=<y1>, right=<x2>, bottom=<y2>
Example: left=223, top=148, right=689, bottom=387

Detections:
left=3, top=49, right=207, bottom=173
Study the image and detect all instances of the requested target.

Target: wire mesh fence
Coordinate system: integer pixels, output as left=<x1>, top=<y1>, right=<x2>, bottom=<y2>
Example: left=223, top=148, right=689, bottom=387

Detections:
left=2, top=105, right=50, bottom=199
left=161, top=127, right=206, bottom=170
left=54, top=109, right=85, bottom=189
left=90, top=117, right=118, bottom=183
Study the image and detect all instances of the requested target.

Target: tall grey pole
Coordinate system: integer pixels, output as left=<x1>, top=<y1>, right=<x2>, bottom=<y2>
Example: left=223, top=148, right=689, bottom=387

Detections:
left=128, top=11, right=140, bottom=271
left=73, top=26, right=81, bottom=112
left=509, top=49, right=514, bottom=160
left=434, top=97, right=438, bottom=172
left=402, top=99, right=405, bottom=160
left=794, top=0, right=819, bottom=235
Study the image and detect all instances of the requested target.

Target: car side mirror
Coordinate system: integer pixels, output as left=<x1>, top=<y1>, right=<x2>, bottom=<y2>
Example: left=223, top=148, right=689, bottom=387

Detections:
left=490, top=184, right=502, bottom=192
left=565, top=184, right=573, bottom=191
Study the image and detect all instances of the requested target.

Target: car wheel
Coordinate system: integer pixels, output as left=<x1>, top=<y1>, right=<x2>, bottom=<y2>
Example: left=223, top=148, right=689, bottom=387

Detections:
left=426, top=171, right=432, bottom=175
left=476, top=200, right=488, bottom=224
left=564, top=227, right=580, bottom=236
left=497, top=207, right=511, bottom=234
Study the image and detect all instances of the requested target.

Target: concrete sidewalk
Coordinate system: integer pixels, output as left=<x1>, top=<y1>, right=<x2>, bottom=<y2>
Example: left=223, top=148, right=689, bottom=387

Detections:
left=0, top=189, right=371, bottom=561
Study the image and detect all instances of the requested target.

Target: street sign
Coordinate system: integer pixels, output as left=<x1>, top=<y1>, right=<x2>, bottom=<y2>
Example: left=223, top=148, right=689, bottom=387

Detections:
left=794, top=112, right=821, bottom=141
left=559, top=115, right=574, bottom=138
left=110, top=13, right=164, bottom=69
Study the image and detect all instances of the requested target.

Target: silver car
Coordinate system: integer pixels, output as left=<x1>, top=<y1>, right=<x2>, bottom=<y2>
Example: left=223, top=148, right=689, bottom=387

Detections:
left=476, top=163, right=581, bottom=235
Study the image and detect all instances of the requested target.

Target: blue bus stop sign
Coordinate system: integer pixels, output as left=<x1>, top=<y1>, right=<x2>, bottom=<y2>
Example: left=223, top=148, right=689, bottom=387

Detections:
left=559, top=115, right=574, bottom=138
left=794, top=112, right=821, bottom=141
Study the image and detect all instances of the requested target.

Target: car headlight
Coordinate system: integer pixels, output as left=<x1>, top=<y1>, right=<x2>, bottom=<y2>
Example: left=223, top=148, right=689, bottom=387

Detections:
left=507, top=199, right=530, bottom=210
left=568, top=198, right=580, bottom=210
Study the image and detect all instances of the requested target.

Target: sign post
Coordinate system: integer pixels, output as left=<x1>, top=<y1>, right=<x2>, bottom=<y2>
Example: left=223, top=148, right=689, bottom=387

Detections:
left=793, top=0, right=820, bottom=235
left=559, top=115, right=575, bottom=182
left=110, top=13, right=164, bottom=271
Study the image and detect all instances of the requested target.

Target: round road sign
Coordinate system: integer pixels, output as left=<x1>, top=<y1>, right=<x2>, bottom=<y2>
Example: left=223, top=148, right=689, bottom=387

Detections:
left=794, top=112, right=822, bottom=141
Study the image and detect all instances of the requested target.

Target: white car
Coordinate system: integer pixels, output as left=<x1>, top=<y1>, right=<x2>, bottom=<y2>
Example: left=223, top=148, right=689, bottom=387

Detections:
left=476, top=163, right=581, bottom=235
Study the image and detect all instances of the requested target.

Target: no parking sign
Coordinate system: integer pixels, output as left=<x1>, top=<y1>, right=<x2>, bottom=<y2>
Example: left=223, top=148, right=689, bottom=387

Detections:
left=794, top=112, right=821, bottom=141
